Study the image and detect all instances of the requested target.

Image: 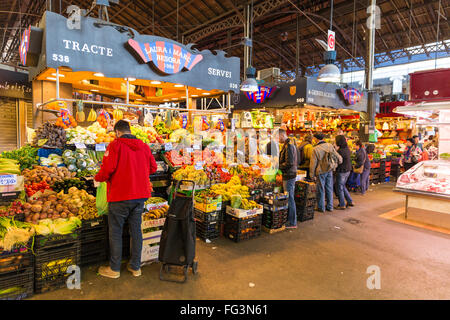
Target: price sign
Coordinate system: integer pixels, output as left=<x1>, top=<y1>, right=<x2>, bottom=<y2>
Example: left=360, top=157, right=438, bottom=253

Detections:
left=186, top=148, right=193, bottom=153
left=75, top=142, right=86, bottom=149
left=252, top=165, right=260, bottom=171
left=193, top=144, right=201, bottom=150
left=95, top=143, right=106, bottom=152
left=164, top=143, right=173, bottom=151
left=0, top=175, right=17, bottom=186
left=221, top=168, right=229, bottom=173
left=195, top=162, right=204, bottom=170
left=242, top=163, right=249, bottom=168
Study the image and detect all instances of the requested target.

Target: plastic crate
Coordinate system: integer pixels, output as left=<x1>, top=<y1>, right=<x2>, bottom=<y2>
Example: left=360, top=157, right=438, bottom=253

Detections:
left=263, top=203, right=289, bottom=212
left=385, top=177, right=390, bottom=182
left=80, top=238, right=108, bottom=267
left=295, top=181, right=316, bottom=198
left=34, top=241, right=81, bottom=294
left=35, top=229, right=81, bottom=250
left=220, top=201, right=230, bottom=222
left=295, top=197, right=316, bottom=208
left=0, top=266, right=33, bottom=300
left=194, top=209, right=222, bottom=223
left=196, top=220, right=220, bottom=241
left=0, top=245, right=33, bottom=276
left=224, top=214, right=262, bottom=242
left=297, top=205, right=314, bottom=222
left=81, top=216, right=107, bottom=232
left=263, top=209, right=287, bottom=229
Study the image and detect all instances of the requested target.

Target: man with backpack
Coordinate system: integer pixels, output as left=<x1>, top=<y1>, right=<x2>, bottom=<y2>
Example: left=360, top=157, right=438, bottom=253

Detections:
left=310, top=133, right=343, bottom=213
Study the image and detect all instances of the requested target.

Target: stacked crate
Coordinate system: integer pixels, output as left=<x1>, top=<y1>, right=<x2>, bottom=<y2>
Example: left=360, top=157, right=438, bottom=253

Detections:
left=295, top=181, right=316, bottom=222
left=80, top=216, right=108, bottom=267
left=194, top=195, right=222, bottom=242
left=262, top=192, right=288, bottom=232
left=34, top=231, right=81, bottom=294
left=0, top=244, right=34, bottom=300
left=390, top=158, right=402, bottom=181
left=378, top=159, right=386, bottom=184
left=224, top=213, right=262, bottom=242
left=369, top=160, right=381, bottom=185
left=384, top=158, right=392, bottom=182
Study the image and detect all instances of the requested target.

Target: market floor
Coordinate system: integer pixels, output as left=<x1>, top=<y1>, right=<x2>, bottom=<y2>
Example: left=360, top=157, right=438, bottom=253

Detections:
left=31, top=183, right=450, bottom=300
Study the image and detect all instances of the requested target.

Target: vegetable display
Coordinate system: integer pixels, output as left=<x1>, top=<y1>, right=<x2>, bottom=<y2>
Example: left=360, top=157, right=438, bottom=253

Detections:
left=39, top=153, right=63, bottom=167
left=0, top=145, right=38, bottom=171
left=25, top=181, right=51, bottom=197
left=66, top=126, right=96, bottom=145
left=32, top=123, right=67, bottom=148
left=0, top=217, right=34, bottom=251
left=33, top=217, right=81, bottom=236
left=0, top=158, right=21, bottom=175
left=22, top=166, right=75, bottom=185
left=51, top=178, right=86, bottom=194
left=0, top=201, right=24, bottom=218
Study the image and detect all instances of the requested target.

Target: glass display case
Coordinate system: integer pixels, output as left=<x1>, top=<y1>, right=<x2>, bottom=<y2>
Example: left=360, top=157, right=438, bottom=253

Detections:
left=396, top=160, right=450, bottom=198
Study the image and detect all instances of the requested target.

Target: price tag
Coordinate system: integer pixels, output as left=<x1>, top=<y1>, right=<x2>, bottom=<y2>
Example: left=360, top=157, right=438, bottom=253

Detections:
left=186, top=148, right=193, bottom=153
left=164, top=143, right=173, bottom=151
left=242, top=163, right=249, bottom=168
left=193, top=144, right=201, bottom=150
left=252, top=165, right=260, bottom=170
left=195, top=162, right=204, bottom=170
left=0, top=175, right=17, bottom=186
left=75, top=142, right=86, bottom=149
left=95, top=143, right=106, bottom=151
left=221, top=168, right=229, bottom=173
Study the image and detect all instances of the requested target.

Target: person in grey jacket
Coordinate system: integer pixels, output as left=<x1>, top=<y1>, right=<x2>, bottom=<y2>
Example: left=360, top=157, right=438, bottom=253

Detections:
left=310, top=133, right=343, bottom=212
left=278, top=129, right=298, bottom=229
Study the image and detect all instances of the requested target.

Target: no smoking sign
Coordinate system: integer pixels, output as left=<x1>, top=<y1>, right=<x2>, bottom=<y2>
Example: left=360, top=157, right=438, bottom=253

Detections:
left=327, top=30, right=335, bottom=51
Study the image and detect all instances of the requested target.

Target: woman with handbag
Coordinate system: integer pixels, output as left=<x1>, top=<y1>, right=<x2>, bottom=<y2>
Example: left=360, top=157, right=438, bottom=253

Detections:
left=355, top=140, right=371, bottom=195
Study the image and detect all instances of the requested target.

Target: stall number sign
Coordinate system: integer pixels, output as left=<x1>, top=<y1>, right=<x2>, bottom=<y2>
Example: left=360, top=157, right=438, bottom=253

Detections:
left=0, top=175, right=17, bottom=186
left=327, top=30, right=335, bottom=51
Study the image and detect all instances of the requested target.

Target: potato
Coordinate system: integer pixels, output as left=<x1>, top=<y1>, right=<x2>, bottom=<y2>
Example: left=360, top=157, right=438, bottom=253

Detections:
left=61, top=212, right=68, bottom=218
left=25, top=216, right=32, bottom=223
left=32, top=213, right=40, bottom=221
left=56, top=204, right=63, bottom=213
left=23, top=203, right=32, bottom=210
left=47, top=208, right=54, bottom=215
left=31, top=205, right=42, bottom=213
left=40, top=213, right=47, bottom=219
left=48, top=195, right=57, bottom=202
left=47, top=214, right=53, bottom=219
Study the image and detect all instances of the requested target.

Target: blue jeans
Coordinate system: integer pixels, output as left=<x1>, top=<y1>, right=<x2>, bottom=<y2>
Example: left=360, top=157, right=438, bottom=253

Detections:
left=360, top=169, right=370, bottom=194
left=336, top=172, right=353, bottom=207
left=283, top=178, right=297, bottom=227
left=316, top=171, right=334, bottom=211
left=108, top=201, right=145, bottom=271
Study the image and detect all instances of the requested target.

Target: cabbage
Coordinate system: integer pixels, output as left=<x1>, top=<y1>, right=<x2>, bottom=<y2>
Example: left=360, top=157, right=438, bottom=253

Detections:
left=34, top=224, right=51, bottom=235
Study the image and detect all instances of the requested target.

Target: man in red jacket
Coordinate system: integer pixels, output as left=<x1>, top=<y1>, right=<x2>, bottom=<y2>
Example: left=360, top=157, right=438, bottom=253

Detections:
left=95, top=120, right=157, bottom=278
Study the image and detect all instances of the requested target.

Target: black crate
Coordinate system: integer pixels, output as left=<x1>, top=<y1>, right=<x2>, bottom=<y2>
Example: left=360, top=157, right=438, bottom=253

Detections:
left=225, top=228, right=261, bottom=243
left=224, top=214, right=262, bottom=242
left=263, top=203, right=289, bottom=212
left=81, top=216, right=107, bottom=232
left=194, top=209, right=222, bottom=223
left=0, top=266, right=33, bottom=300
left=34, top=241, right=81, bottom=294
left=34, top=229, right=81, bottom=250
left=295, top=197, right=316, bottom=208
left=195, top=220, right=220, bottom=241
left=0, top=245, right=33, bottom=276
left=80, top=238, right=108, bottom=267
left=295, top=181, right=316, bottom=198
left=0, top=191, right=21, bottom=201
left=220, top=201, right=230, bottom=222
left=263, top=209, right=287, bottom=229
left=297, top=205, right=314, bottom=222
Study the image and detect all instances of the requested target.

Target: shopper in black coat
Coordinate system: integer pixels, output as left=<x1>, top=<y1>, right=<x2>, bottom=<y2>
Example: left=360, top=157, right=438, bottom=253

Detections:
left=334, top=135, right=353, bottom=209
left=355, top=140, right=371, bottom=195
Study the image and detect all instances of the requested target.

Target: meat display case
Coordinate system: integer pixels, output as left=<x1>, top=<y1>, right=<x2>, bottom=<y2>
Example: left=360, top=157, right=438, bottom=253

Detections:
left=394, top=160, right=450, bottom=229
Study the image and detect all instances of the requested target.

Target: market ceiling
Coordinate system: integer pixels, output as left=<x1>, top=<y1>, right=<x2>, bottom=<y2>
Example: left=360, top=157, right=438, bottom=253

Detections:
left=1, top=0, right=449, bottom=77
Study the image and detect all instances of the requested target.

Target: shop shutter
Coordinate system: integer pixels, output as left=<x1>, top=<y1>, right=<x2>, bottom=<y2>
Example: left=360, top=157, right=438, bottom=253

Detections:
left=0, top=97, right=18, bottom=151
left=26, top=101, right=33, bottom=127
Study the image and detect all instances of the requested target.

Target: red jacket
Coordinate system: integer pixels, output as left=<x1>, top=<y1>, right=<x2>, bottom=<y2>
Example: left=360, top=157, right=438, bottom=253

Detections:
left=95, top=136, right=157, bottom=202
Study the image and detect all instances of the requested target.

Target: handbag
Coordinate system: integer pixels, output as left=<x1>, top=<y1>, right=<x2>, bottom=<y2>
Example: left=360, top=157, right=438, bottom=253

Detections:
left=353, top=165, right=364, bottom=174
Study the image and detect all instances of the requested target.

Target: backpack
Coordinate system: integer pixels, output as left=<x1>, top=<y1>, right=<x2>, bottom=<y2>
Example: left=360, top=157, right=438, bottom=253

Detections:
left=325, top=150, right=340, bottom=172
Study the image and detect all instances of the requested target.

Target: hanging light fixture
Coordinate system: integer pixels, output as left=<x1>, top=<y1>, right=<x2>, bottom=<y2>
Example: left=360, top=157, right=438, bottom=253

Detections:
left=317, top=0, right=340, bottom=83
left=241, top=0, right=259, bottom=92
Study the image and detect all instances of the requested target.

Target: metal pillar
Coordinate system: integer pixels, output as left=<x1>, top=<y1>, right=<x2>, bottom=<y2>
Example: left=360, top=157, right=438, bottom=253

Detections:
left=243, top=4, right=250, bottom=74
left=365, top=0, right=377, bottom=142
left=296, top=14, right=300, bottom=78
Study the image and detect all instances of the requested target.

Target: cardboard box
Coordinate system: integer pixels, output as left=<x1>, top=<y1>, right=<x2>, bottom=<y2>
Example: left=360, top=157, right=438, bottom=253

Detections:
left=226, top=204, right=263, bottom=218
left=141, top=218, right=165, bottom=229
left=195, top=195, right=222, bottom=213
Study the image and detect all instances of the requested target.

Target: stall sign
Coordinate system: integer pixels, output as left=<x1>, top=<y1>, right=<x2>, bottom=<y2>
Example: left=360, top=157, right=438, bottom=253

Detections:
left=127, top=39, right=203, bottom=75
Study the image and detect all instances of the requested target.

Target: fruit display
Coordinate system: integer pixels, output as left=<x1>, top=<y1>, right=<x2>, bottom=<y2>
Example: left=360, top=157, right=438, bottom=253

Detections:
left=131, top=126, right=150, bottom=144
left=22, top=166, right=75, bottom=185
left=66, top=126, right=97, bottom=145
left=87, top=122, right=115, bottom=143
left=87, top=108, right=98, bottom=122
left=154, top=122, right=172, bottom=135
left=204, top=164, right=232, bottom=183
left=97, top=111, right=110, bottom=129
left=25, top=181, right=51, bottom=197
left=0, top=145, right=38, bottom=171
left=0, top=158, right=21, bottom=175
left=32, top=123, right=67, bottom=148
left=240, top=198, right=259, bottom=210
left=143, top=204, right=169, bottom=220
left=210, top=176, right=250, bottom=201
left=0, top=201, right=24, bottom=218
left=172, top=165, right=209, bottom=185
left=113, top=109, right=124, bottom=121
left=145, top=197, right=167, bottom=204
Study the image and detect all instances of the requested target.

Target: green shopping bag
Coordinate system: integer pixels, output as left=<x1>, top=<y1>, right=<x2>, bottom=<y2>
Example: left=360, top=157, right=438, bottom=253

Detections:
left=96, top=182, right=108, bottom=215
